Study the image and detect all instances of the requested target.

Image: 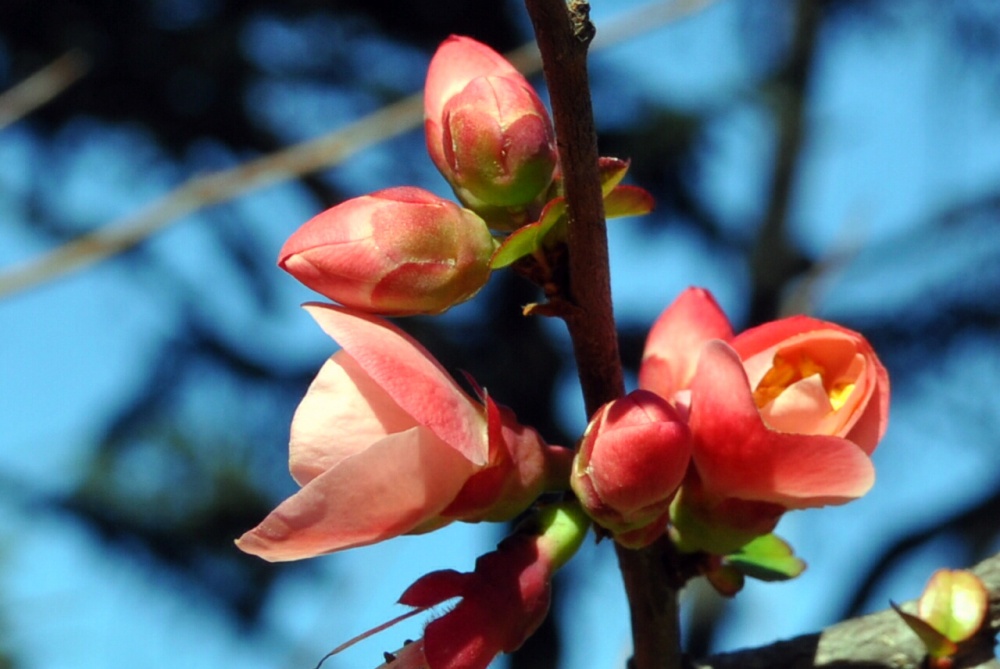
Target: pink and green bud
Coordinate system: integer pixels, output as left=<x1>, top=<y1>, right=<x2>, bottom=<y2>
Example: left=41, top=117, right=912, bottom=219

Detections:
left=278, top=187, right=496, bottom=316
left=424, top=36, right=557, bottom=223
left=571, top=390, right=691, bottom=548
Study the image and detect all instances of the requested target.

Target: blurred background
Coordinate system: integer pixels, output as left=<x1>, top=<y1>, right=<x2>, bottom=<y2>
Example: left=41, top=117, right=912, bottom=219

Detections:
left=1, top=0, right=999, bottom=667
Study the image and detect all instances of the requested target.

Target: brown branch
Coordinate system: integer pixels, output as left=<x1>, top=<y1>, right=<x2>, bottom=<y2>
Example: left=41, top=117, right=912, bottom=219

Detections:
left=696, top=552, right=1000, bottom=669
left=523, top=2, right=681, bottom=669
left=524, top=0, right=622, bottom=417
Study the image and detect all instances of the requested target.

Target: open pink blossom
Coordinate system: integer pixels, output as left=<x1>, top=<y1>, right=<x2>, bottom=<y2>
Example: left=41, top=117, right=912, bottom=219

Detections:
left=424, top=35, right=556, bottom=219
left=340, top=502, right=588, bottom=669
left=640, top=288, right=890, bottom=552
left=236, top=305, right=571, bottom=561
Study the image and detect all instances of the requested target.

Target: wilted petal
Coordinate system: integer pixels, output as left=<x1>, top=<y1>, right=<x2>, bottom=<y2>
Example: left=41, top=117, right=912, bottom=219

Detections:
left=236, top=426, right=476, bottom=561
left=640, top=287, right=735, bottom=398
left=689, top=341, right=875, bottom=508
left=305, top=304, right=489, bottom=466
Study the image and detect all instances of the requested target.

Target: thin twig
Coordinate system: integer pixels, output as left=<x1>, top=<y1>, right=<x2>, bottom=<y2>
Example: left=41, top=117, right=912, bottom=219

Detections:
left=0, top=0, right=720, bottom=301
left=0, top=49, right=90, bottom=131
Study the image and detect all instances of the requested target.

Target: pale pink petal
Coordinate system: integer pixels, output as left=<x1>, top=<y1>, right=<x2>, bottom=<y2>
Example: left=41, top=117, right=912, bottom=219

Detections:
left=639, top=287, right=734, bottom=398
left=236, top=427, right=477, bottom=561
left=689, top=341, right=875, bottom=508
left=424, top=36, right=521, bottom=126
left=304, top=304, right=489, bottom=465
left=758, top=374, right=833, bottom=433
left=734, top=319, right=890, bottom=452
left=289, top=352, right=418, bottom=485
left=845, top=356, right=890, bottom=455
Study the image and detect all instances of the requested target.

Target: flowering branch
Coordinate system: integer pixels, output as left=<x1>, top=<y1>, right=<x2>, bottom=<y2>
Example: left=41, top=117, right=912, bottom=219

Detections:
left=523, top=2, right=682, bottom=669
left=524, top=0, right=622, bottom=415
left=695, top=550, right=1000, bottom=669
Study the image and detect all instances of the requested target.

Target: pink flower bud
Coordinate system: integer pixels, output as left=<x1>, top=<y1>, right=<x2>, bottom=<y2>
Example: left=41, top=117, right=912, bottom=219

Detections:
left=279, top=187, right=496, bottom=316
left=424, top=36, right=557, bottom=219
left=571, top=390, right=691, bottom=548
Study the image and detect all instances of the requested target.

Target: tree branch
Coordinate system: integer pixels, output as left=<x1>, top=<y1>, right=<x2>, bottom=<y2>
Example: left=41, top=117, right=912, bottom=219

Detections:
left=523, top=3, right=681, bottom=669
left=696, top=552, right=1000, bottom=669
left=524, top=0, right=622, bottom=416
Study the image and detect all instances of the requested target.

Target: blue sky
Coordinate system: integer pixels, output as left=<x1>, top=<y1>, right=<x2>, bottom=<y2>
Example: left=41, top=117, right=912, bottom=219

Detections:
left=2, top=1, right=1000, bottom=667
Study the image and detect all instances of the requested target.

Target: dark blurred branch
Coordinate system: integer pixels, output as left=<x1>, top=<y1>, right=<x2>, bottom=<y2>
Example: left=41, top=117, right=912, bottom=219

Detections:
left=695, top=551, right=1000, bottom=669
left=748, top=0, right=823, bottom=326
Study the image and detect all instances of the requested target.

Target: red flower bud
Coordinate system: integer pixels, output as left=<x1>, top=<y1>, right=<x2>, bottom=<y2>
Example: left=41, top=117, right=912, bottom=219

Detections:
left=278, top=187, right=496, bottom=316
left=571, top=390, right=691, bottom=547
left=424, top=36, right=557, bottom=222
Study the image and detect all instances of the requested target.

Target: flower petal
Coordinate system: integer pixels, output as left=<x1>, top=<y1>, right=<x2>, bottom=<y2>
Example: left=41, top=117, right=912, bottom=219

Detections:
left=289, top=352, right=419, bottom=485
left=236, top=426, right=476, bottom=561
left=305, top=304, right=489, bottom=465
left=640, top=287, right=734, bottom=398
left=424, top=36, right=521, bottom=128
left=689, top=341, right=875, bottom=508
left=733, top=316, right=889, bottom=454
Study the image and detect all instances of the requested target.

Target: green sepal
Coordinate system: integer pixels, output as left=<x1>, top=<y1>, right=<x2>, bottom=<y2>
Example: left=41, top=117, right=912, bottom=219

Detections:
left=892, top=602, right=959, bottom=659
left=723, top=533, right=806, bottom=582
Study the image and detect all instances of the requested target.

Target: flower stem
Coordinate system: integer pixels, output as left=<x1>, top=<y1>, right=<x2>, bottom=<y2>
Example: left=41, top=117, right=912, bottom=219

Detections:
left=523, top=0, right=622, bottom=417
left=523, top=2, right=683, bottom=668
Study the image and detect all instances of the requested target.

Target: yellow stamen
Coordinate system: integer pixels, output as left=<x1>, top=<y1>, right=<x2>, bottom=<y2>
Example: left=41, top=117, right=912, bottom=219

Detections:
left=753, top=353, right=853, bottom=411
left=828, top=382, right=856, bottom=411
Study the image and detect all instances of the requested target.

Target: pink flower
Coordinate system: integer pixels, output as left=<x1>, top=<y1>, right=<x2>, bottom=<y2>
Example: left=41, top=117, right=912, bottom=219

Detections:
left=640, top=288, right=890, bottom=552
left=570, top=390, right=691, bottom=547
left=396, top=535, right=553, bottom=669
left=364, top=502, right=588, bottom=669
left=424, top=36, right=557, bottom=221
left=236, top=305, right=571, bottom=561
left=279, top=187, right=496, bottom=316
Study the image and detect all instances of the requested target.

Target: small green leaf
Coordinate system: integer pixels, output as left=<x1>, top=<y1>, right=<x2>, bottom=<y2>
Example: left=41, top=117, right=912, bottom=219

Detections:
left=919, top=570, right=989, bottom=644
left=490, top=222, right=545, bottom=269
left=489, top=197, right=570, bottom=269
left=724, top=533, right=806, bottom=582
left=892, top=602, right=960, bottom=659
left=604, top=185, right=655, bottom=219
left=489, top=182, right=653, bottom=269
